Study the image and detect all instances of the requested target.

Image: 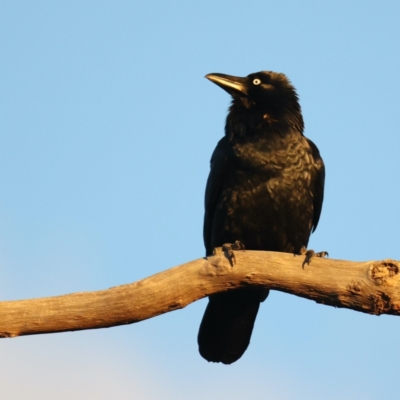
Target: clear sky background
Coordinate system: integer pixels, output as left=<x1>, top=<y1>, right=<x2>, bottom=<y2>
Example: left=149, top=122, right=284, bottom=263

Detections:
left=1, top=1, right=400, bottom=399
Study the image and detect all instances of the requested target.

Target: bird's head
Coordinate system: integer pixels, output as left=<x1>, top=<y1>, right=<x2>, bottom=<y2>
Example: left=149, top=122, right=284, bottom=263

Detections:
left=205, top=71, right=298, bottom=110
left=206, top=71, right=303, bottom=136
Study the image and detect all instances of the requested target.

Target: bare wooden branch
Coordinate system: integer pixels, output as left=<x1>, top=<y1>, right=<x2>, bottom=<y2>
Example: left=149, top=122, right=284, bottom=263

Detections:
left=1, top=249, right=400, bottom=339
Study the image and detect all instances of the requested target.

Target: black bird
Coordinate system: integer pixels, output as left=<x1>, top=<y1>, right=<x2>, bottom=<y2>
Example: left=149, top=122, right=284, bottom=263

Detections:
left=198, top=71, right=325, bottom=364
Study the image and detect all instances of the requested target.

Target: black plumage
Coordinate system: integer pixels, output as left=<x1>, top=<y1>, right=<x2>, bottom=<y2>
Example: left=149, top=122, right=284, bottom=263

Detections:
left=198, top=71, right=325, bottom=364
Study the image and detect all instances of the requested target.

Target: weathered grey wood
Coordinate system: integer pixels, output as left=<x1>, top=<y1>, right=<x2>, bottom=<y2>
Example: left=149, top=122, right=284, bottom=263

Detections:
left=1, top=249, right=399, bottom=338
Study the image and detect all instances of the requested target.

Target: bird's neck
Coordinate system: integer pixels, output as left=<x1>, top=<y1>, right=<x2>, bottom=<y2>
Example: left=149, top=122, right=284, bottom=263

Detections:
left=225, top=103, right=304, bottom=144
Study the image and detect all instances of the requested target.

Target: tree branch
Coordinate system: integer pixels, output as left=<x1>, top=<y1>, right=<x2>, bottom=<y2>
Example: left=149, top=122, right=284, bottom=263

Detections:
left=1, top=249, right=399, bottom=338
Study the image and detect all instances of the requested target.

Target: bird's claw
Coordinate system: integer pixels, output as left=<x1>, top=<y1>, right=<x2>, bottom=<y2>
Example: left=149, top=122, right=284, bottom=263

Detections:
left=221, top=240, right=245, bottom=266
left=300, top=246, right=328, bottom=268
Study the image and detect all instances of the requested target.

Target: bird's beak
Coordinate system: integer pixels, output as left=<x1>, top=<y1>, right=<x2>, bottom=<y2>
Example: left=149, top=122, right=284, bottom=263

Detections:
left=205, top=73, right=247, bottom=96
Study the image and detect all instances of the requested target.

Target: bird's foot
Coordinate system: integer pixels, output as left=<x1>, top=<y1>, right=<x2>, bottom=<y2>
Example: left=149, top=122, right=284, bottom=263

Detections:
left=220, top=240, right=245, bottom=266
left=299, top=246, right=328, bottom=268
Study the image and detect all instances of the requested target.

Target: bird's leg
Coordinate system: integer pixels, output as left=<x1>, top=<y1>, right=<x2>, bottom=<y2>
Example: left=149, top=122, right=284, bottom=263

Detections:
left=221, top=240, right=246, bottom=266
left=300, top=245, right=328, bottom=268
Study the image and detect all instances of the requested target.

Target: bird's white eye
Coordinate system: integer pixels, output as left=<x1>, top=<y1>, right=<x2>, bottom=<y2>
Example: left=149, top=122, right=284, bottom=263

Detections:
left=253, top=78, right=261, bottom=85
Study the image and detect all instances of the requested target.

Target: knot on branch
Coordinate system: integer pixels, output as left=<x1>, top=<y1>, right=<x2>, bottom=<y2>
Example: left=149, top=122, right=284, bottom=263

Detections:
left=200, top=253, right=232, bottom=277
left=370, top=260, right=399, bottom=286
left=369, top=291, right=393, bottom=315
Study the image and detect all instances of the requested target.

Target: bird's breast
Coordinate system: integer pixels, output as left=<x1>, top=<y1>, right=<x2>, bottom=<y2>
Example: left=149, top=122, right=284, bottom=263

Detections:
left=213, top=135, right=318, bottom=251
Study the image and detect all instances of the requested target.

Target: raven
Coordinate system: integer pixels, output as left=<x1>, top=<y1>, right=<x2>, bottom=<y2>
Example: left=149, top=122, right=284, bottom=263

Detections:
left=198, top=71, right=325, bottom=364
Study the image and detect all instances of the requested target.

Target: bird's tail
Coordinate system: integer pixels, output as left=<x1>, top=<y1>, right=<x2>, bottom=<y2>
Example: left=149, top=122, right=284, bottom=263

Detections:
left=197, top=289, right=268, bottom=364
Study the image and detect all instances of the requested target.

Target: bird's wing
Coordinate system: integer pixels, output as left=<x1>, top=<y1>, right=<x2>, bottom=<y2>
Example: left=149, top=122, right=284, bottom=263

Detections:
left=307, top=138, right=325, bottom=232
left=203, top=137, right=230, bottom=255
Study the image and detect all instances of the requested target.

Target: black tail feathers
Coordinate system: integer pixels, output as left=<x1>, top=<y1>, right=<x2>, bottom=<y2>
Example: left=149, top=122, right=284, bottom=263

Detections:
left=198, top=289, right=268, bottom=364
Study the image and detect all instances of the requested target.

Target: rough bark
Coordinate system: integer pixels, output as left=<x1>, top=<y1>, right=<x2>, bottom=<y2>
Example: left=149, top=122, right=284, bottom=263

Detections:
left=1, top=249, right=399, bottom=338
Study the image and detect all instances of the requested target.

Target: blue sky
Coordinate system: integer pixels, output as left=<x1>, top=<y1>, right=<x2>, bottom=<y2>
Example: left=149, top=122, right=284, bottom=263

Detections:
left=1, top=1, right=400, bottom=399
